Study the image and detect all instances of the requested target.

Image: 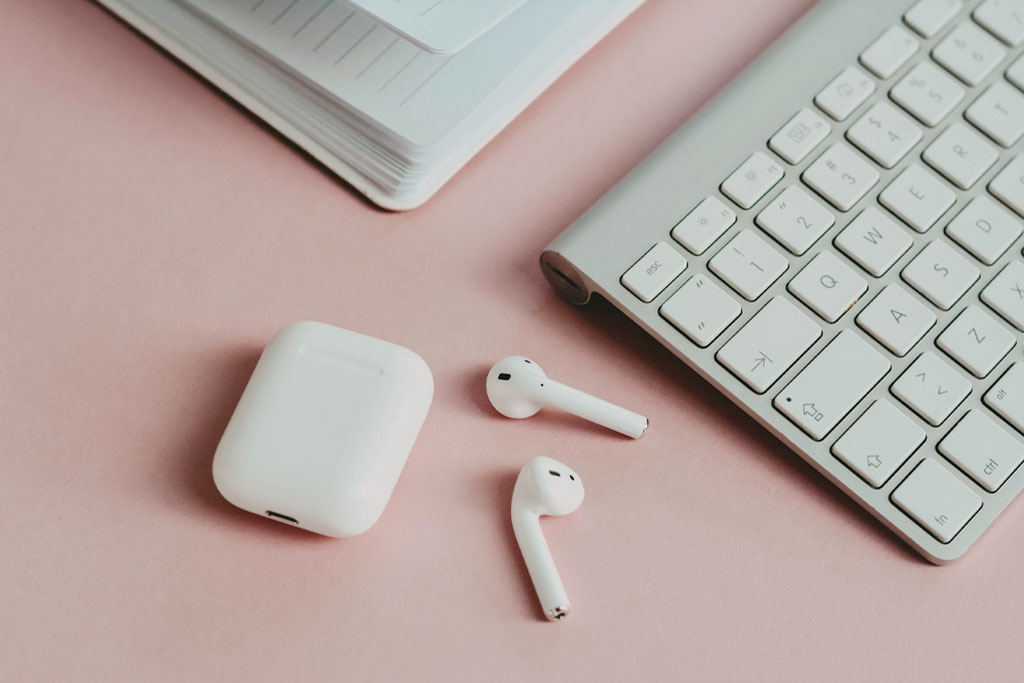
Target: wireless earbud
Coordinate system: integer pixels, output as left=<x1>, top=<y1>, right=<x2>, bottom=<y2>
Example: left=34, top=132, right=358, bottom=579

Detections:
left=486, top=356, right=648, bottom=439
left=511, top=456, right=585, bottom=621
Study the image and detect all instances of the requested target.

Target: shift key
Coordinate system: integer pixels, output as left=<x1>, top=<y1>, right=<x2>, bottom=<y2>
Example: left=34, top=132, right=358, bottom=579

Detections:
left=774, top=330, right=891, bottom=440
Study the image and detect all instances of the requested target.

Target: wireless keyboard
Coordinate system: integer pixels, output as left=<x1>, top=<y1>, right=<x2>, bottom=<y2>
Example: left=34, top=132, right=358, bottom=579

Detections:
left=542, top=0, right=1024, bottom=563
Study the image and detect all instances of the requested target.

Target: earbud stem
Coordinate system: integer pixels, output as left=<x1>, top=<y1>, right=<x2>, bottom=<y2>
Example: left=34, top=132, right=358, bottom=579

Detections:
left=542, top=380, right=648, bottom=439
left=511, top=507, right=571, bottom=621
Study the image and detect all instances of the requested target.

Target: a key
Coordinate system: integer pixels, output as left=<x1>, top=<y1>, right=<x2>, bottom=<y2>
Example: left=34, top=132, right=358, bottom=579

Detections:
left=802, top=143, right=879, bottom=212
left=922, top=122, right=998, bottom=190
left=945, top=196, right=1022, bottom=264
left=754, top=185, right=835, bottom=255
left=902, top=239, right=979, bottom=310
left=708, top=229, right=789, bottom=301
left=890, top=61, right=965, bottom=126
left=879, top=164, right=956, bottom=232
left=768, top=108, right=831, bottom=165
left=846, top=101, right=923, bottom=169
left=721, top=152, right=785, bottom=210
left=986, top=363, right=1024, bottom=433
left=933, top=21, right=1007, bottom=86
left=774, top=330, right=891, bottom=440
left=891, top=351, right=972, bottom=426
left=860, top=25, right=920, bottom=79
left=904, top=0, right=963, bottom=38
left=980, top=260, right=1024, bottom=330
left=973, top=0, right=1024, bottom=47
left=832, top=399, right=926, bottom=488
left=939, top=410, right=1024, bottom=492
left=671, top=196, right=737, bottom=255
left=787, top=252, right=867, bottom=323
left=989, top=155, right=1024, bottom=217
left=716, top=297, right=822, bottom=393
left=891, top=458, right=981, bottom=543
left=815, top=66, right=876, bottom=121
left=936, top=305, right=1016, bottom=378
left=1010, top=54, right=1024, bottom=90
left=620, top=242, right=687, bottom=303
left=659, top=274, right=742, bottom=348
left=966, top=82, right=1024, bottom=148
left=856, top=283, right=937, bottom=356
left=834, top=207, right=914, bottom=277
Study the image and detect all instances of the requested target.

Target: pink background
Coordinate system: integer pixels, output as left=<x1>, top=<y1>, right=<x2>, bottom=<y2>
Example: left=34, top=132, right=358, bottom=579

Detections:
left=4, top=1, right=1024, bottom=681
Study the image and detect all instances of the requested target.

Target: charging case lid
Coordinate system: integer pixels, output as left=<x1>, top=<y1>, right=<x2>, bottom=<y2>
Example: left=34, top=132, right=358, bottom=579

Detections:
left=212, top=321, right=433, bottom=537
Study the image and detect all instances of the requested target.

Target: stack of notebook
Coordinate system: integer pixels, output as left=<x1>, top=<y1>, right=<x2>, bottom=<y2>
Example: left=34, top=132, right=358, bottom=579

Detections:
left=96, top=0, right=644, bottom=210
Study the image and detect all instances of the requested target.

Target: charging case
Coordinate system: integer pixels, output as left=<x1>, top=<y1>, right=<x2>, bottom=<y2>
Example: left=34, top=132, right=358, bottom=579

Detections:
left=212, top=321, right=433, bottom=537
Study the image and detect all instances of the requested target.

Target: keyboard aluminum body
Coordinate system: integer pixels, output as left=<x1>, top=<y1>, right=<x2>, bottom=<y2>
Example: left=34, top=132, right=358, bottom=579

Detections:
left=541, top=0, right=1024, bottom=563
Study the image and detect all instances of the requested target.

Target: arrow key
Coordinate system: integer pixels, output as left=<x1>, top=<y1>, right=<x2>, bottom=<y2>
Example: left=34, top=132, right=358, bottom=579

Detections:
left=832, top=399, right=926, bottom=488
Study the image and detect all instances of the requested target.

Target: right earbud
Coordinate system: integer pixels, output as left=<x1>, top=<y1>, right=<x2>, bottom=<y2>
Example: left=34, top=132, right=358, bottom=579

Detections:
left=486, top=356, right=648, bottom=439
left=511, top=456, right=585, bottom=621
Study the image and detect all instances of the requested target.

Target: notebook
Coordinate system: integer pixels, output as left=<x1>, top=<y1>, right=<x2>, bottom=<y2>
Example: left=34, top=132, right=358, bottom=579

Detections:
left=95, top=0, right=645, bottom=210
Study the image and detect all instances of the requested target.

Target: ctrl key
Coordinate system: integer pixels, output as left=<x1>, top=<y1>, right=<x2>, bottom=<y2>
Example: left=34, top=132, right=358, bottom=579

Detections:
left=891, top=458, right=982, bottom=544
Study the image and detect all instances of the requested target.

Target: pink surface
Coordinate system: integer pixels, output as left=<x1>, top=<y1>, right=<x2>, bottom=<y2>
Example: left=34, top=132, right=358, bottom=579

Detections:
left=4, top=1, right=1024, bottom=681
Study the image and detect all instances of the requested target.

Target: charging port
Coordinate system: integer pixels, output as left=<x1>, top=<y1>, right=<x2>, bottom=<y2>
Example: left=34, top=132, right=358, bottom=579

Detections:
left=266, top=510, right=298, bottom=524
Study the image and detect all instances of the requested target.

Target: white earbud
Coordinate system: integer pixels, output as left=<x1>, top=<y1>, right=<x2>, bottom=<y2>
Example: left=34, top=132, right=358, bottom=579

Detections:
left=486, top=356, right=648, bottom=439
left=511, top=456, right=585, bottom=621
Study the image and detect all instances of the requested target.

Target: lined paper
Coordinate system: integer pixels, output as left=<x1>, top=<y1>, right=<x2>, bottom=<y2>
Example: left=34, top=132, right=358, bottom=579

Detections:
left=184, top=0, right=579, bottom=148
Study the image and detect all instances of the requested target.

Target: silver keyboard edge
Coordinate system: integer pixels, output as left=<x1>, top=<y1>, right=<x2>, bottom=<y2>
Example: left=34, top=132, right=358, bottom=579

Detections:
left=541, top=0, right=1024, bottom=564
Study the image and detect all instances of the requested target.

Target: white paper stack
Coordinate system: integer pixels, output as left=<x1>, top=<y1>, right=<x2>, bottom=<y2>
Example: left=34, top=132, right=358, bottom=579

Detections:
left=95, top=0, right=644, bottom=210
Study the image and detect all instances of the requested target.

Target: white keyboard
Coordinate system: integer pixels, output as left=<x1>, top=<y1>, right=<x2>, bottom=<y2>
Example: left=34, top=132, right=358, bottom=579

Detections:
left=543, top=0, right=1024, bottom=563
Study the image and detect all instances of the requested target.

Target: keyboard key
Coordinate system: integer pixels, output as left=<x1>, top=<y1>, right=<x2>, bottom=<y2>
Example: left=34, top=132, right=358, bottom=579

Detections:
left=856, top=283, right=937, bottom=356
left=787, top=252, right=867, bottom=323
left=620, top=242, right=687, bottom=303
left=973, top=0, right=1024, bottom=47
left=815, top=66, right=876, bottom=121
left=755, top=185, right=835, bottom=255
left=945, top=196, right=1022, bottom=264
left=933, top=20, right=1007, bottom=86
left=768, top=108, right=831, bottom=165
left=966, top=81, right=1024, bottom=147
left=802, top=143, right=879, bottom=211
left=936, top=305, right=1016, bottom=377
left=1010, top=54, right=1024, bottom=90
left=904, top=0, right=963, bottom=38
left=709, top=229, right=789, bottom=301
left=834, top=207, right=913, bottom=277
left=774, top=330, right=891, bottom=440
left=720, top=152, right=785, bottom=209
left=832, top=399, right=926, bottom=488
left=981, top=260, right=1024, bottom=330
left=902, top=240, right=979, bottom=309
left=879, top=164, right=956, bottom=232
left=671, top=196, right=737, bottom=255
left=923, top=122, right=999, bottom=190
left=891, top=61, right=965, bottom=126
left=846, top=101, right=923, bottom=169
left=940, top=410, right=1024, bottom=492
left=986, top=363, right=1024, bottom=432
left=891, top=458, right=981, bottom=543
left=989, top=155, right=1024, bottom=216
left=716, top=297, right=822, bottom=393
left=660, top=274, right=741, bottom=348
left=892, top=351, right=972, bottom=426
left=860, top=25, right=920, bottom=79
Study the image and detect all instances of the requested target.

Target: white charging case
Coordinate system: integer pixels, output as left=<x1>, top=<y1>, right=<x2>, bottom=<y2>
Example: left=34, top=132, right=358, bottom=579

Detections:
left=212, top=321, right=433, bottom=537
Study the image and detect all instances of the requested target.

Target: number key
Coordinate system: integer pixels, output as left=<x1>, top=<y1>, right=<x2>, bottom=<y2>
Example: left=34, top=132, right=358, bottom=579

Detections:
left=802, top=143, right=879, bottom=211
left=755, top=185, right=835, bottom=255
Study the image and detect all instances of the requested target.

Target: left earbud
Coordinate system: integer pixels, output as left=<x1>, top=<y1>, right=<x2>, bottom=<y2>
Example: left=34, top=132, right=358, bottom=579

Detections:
left=511, top=456, right=584, bottom=621
left=486, top=356, right=648, bottom=439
